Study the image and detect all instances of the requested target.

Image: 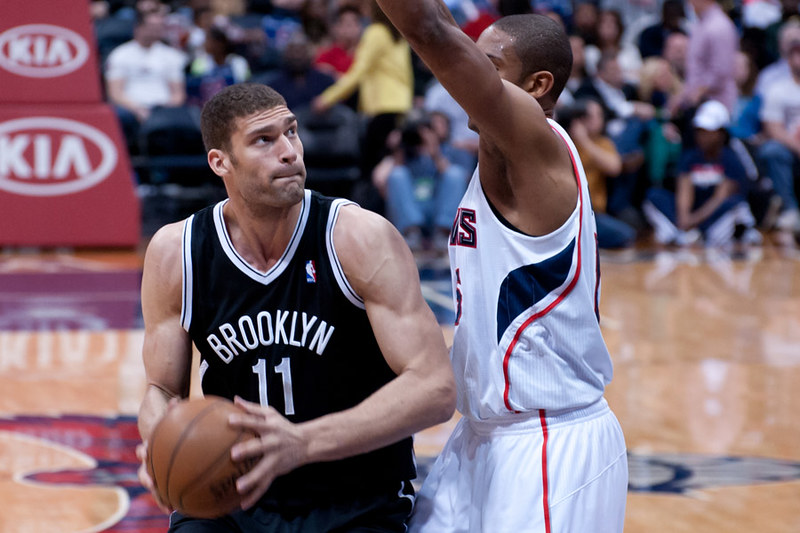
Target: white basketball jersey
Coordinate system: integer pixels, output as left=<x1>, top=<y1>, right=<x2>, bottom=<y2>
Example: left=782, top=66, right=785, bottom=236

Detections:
left=448, top=118, right=612, bottom=421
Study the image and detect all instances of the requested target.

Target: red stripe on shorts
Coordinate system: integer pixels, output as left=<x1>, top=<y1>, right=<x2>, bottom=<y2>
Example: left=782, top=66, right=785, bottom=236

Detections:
left=539, top=409, right=552, bottom=533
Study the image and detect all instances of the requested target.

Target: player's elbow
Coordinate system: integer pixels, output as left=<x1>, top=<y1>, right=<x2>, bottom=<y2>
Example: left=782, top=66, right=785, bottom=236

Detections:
left=428, top=372, right=457, bottom=424
left=404, top=13, right=454, bottom=50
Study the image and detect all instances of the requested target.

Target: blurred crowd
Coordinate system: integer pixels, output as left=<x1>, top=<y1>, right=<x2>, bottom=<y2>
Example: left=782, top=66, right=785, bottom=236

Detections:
left=91, top=0, right=800, bottom=252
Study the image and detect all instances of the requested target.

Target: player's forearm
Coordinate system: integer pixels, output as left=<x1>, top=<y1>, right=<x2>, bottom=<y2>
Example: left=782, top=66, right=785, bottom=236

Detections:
left=376, top=0, right=499, bottom=134
left=297, top=362, right=455, bottom=464
left=375, top=0, right=457, bottom=50
left=138, top=384, right=177, bottom=441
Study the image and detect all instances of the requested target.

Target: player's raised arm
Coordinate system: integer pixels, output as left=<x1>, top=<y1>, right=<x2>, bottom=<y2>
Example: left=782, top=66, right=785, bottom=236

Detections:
left=376, top=1, right=577, bottom=235
left=375, top=1, right=554, bottom=154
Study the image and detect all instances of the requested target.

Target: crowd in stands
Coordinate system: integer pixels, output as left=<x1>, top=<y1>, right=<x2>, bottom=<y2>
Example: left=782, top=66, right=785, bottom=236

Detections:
left=91, top=0, right=800, bottom=252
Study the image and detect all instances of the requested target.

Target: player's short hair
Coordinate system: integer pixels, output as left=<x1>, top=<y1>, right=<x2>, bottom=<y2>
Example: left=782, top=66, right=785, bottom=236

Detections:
left=492, top=14, right=572, bottom=101
left=200, top=83, right=287, bottom=153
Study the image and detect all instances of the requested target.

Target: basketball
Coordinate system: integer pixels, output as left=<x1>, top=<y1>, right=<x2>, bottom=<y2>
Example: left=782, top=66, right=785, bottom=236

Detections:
left=146, top=396, right=260, bottom=519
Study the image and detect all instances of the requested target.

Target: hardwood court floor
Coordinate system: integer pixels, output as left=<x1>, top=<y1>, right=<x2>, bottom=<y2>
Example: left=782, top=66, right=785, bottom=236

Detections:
left=0, top=243, right=799, bottom=532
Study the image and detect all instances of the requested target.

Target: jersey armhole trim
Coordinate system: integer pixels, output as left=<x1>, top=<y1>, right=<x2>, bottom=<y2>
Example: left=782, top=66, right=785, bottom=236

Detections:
left=180, top=215, right=194, bottom=332
left=326, top=200, right=365, bottom=309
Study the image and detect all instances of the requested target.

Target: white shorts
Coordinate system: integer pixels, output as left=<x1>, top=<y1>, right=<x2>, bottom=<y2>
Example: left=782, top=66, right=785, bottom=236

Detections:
left=410, top=398, right=628, bottom=533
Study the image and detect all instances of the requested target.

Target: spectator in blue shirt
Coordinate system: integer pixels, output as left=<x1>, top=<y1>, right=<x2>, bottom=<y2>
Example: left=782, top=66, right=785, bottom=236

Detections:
left=258, top=30, right=335, bottom=111
left=643, top=100, right=761, bottom=246
left=375, top=109, right=470, bottom=253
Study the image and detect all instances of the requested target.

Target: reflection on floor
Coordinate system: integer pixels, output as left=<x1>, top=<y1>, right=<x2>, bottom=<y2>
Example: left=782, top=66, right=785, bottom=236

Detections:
left=1, top=243, right=799, bottom=532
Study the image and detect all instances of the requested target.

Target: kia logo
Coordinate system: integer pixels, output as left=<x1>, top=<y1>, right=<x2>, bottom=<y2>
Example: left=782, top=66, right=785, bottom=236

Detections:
left=0, top=117, right=117, bottom=196
left=0, top=24, right=89, bottom=78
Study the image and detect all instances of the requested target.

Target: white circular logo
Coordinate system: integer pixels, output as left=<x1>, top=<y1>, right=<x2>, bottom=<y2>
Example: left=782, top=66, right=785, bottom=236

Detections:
left=0, top=24, right=89, bottom=78
left=0, top=117, right=118, bottom=197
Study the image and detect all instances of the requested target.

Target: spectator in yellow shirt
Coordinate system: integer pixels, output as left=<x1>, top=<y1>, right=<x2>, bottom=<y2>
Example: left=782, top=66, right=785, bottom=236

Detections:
left=313, top=1, right=413, bottom=195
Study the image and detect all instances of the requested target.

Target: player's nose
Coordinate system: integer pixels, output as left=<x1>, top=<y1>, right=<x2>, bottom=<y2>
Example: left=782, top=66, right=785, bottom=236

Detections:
left=278, top=135, right=299, bottom=163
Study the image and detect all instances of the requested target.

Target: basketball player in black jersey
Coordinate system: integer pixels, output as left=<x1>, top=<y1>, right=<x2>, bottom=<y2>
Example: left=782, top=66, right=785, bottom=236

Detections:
left=136, top=83, right=456, bottom=532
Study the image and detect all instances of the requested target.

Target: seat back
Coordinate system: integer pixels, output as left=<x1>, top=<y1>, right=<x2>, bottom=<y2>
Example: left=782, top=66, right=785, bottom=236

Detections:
left=295, top=104, right=362, bottom=169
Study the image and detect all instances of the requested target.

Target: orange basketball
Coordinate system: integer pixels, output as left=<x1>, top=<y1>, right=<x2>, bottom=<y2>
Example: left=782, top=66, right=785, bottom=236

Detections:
left=146, top=396, right=259, bottom=519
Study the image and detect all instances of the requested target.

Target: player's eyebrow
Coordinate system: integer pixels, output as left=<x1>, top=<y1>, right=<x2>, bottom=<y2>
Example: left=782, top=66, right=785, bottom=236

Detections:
left=246, top=115, right=298, bottom=137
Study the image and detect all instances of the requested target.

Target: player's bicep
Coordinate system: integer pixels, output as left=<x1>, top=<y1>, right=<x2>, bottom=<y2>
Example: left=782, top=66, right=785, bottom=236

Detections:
left=418, top=31, right=500, bottom=111
left=365, top=260, right=443, bottom=376
left=140, top=224, right=193, bottom=397
left=335, top=210, right=447, bottom=376
left=409, top=26, right=549, bottom=155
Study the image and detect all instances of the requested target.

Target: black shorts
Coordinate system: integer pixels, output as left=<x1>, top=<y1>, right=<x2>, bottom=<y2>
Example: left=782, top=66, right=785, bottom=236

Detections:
left=168, top=480, right=415, bottom=533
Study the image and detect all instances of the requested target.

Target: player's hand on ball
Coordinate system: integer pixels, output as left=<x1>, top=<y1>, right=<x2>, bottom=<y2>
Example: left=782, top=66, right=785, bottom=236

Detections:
left=136, top=441, right=173, bottom=514
left=228, top=396, right=308, bottom=509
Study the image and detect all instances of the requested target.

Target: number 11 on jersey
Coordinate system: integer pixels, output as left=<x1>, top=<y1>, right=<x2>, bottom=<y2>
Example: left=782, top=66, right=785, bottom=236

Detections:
left=252, top=357, right=295, bottom=415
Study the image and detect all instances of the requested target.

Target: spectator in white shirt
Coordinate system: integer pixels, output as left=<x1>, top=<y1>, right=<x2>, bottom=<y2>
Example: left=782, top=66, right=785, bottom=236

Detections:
left=105, top=10, right=187, bottom=148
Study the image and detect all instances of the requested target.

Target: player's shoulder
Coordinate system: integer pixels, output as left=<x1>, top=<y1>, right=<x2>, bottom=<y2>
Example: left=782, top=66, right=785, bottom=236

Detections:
left=333, top=204, right=408, bottom=264
left=332, top=204, right=417, bottom=299
left=335, top=203, right=399, bottom=241
left=149, top=220, right=185, bottom=245
left=144, top=221, right=186, bottom=269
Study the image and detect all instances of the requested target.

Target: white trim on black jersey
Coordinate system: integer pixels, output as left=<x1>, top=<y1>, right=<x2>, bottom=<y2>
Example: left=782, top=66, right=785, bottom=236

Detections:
left=326, top=199, right=365, bottom=309
left=180, top=215, right=195, bottom=332
left=213, top=190, right=312, bottom=285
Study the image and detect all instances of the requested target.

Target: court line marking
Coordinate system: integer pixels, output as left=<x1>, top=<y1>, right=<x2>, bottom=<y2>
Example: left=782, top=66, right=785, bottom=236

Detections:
left=1, top=430, right=129, bottom=533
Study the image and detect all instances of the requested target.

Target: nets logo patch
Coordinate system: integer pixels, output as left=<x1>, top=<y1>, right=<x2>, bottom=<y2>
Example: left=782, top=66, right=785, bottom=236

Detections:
left=0, top=117, right=118, bottom=196
left=0, top=24, right=89, bottom=78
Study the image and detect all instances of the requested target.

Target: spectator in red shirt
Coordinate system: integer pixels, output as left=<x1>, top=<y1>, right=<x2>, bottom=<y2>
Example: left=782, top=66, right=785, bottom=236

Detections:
left=314, top=5, right=364, bottom=78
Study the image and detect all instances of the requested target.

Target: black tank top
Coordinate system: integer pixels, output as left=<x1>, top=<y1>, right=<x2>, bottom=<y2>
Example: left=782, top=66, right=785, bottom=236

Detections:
left=181, top=190, right=415, bottom=499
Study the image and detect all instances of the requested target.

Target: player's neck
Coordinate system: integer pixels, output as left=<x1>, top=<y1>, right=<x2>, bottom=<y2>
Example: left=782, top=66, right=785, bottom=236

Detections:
left=223, top=201, right=302, bottom=272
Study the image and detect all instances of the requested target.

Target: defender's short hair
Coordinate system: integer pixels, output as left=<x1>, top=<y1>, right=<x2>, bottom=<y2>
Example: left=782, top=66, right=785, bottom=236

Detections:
left=200, top=83, right=287, bottom=152
left=492, top=14, right=573, bottom=100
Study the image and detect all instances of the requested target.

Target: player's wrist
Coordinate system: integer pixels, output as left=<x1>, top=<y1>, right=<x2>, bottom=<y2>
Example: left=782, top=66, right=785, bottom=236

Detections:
left=291, top=421, right=315, bottom=467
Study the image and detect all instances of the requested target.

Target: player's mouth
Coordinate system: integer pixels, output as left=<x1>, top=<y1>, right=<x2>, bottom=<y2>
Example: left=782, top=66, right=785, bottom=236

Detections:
left=274, top=170, right=303, bottom=179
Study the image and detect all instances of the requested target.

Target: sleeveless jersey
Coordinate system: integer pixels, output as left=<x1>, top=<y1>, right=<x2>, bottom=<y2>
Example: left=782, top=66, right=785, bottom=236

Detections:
left=447, top=119, right=612, bottom=421
left=181, top=190, right=415, bottom=498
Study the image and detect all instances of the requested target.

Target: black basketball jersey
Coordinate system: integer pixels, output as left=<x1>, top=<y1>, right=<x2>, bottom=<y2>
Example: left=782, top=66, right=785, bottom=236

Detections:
left=180, top=190, right=415, bottom=499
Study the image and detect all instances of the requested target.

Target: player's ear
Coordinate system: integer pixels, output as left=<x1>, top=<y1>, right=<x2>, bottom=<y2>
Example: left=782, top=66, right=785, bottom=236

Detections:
left=207, top=148, right=232, bottom=178
left=523, top=70, right=554, bottom=99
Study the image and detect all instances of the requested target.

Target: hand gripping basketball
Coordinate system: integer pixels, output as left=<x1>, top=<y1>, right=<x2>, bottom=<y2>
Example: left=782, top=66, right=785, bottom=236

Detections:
left=146, top=396, right=260, bottom=519
left=228, top=396, right=309, bottom=510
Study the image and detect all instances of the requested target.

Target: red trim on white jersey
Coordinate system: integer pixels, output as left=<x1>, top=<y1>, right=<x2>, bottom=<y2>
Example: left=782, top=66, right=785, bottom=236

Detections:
left=501, top=126, right=585, bottom=412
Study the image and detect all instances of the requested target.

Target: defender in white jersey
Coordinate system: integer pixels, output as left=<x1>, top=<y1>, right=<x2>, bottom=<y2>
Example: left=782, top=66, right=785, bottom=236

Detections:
left=374, top=4, right=627, bottom=532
